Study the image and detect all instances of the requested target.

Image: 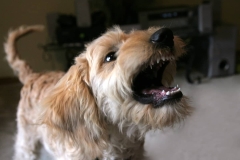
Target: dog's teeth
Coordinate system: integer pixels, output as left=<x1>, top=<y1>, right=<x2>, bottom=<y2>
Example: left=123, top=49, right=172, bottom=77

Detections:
left=157, top=58, right=160, bottom=63
left=166, top=91, right=170, bottom=95
left=162, top=57, right=165, bottom=61
left=161, top=90, right=165, bottom=94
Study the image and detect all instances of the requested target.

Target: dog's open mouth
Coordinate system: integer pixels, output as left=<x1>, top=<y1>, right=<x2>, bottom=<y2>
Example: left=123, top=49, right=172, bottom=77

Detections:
left=132, top=55, right=183, bottom=108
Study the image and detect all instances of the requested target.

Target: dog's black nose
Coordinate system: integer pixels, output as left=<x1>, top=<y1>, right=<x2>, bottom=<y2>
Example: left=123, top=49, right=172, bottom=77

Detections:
left=150, top=28, right=174, bottom=47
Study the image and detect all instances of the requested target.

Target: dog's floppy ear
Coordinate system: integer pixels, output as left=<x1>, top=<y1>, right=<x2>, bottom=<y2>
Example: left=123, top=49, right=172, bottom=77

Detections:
left=41, top=55, right=106, bottom=156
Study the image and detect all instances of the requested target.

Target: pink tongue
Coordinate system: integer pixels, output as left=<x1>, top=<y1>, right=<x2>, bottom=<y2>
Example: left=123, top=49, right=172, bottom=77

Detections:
left=142, top=86, right=171, bottom=95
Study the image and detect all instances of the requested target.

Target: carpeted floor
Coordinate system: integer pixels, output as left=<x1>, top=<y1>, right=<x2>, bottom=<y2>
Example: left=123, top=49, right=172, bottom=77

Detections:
left=1, top=73, right=240, bottom=160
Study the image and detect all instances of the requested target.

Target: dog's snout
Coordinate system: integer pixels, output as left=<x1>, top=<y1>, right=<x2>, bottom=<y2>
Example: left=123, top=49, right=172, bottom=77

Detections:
left=150, top=28, right=174, bottom=47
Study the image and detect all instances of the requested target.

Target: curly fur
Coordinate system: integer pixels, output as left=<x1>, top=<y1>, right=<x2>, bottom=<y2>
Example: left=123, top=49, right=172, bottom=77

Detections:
left=4, top=25, right=192, bottom=160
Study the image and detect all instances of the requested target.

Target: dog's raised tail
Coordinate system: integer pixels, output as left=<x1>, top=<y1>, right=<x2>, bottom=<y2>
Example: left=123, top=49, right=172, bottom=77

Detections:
left=4, top=25, right=44, bottom=84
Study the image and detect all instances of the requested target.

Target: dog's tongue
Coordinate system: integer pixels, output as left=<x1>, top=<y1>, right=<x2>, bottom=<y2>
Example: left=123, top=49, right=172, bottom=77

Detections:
left=142, top=86, right=171, bottom=95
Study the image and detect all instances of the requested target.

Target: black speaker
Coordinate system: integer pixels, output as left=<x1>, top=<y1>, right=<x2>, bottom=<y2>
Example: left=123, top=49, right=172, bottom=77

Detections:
left=208, top=25, right=237, bottom=77
left=46, top=13, right=59, bottom=42
left=184, top=25, right=237, bottom=83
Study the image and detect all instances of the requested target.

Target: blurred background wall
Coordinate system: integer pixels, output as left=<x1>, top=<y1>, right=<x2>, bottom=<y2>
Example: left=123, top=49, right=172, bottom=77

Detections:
left=0, top=0, right=239, bottom=78
left=0, top=0, right=74, bottom=77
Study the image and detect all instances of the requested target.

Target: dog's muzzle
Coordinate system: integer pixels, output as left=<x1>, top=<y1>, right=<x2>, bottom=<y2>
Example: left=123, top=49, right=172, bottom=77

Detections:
left=132, top=28, right=182, bottom=108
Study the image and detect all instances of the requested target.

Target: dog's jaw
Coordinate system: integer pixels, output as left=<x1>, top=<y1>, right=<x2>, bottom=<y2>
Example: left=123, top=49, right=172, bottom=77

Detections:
left=132, top=51, right=183, bottom=108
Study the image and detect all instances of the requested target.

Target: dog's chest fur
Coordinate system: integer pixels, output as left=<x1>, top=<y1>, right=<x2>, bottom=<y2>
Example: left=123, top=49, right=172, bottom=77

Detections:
left=100, top=124, right=145, bottom=160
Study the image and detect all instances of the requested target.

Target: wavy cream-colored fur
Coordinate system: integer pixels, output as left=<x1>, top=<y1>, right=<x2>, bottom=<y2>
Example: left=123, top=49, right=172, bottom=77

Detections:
left=4, top=25, right=192, bottom=160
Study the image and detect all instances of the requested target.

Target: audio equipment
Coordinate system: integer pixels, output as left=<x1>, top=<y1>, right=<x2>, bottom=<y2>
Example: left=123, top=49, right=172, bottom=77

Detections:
left=208, top=25, right=237, bottom=77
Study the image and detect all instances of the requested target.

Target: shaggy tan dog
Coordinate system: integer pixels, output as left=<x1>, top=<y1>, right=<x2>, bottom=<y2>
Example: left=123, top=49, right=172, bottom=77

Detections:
left=4, top=25, right=192, bottom=160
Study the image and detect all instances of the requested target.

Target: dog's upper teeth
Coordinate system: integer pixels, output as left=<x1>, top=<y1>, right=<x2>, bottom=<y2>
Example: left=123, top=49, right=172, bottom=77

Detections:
left=160, top=55, right=176, bottom=61
left=166, top=91, right=170, bottom=95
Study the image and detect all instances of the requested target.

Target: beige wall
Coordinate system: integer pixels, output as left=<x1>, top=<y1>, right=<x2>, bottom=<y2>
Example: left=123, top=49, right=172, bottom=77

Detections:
left=0, top=0, right=239, bottom=78
left=0, top=0, right=74, bottom=77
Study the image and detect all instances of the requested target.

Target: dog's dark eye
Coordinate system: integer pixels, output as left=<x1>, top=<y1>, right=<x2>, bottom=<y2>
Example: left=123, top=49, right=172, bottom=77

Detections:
left=105, top=51, right=117, bottom=62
